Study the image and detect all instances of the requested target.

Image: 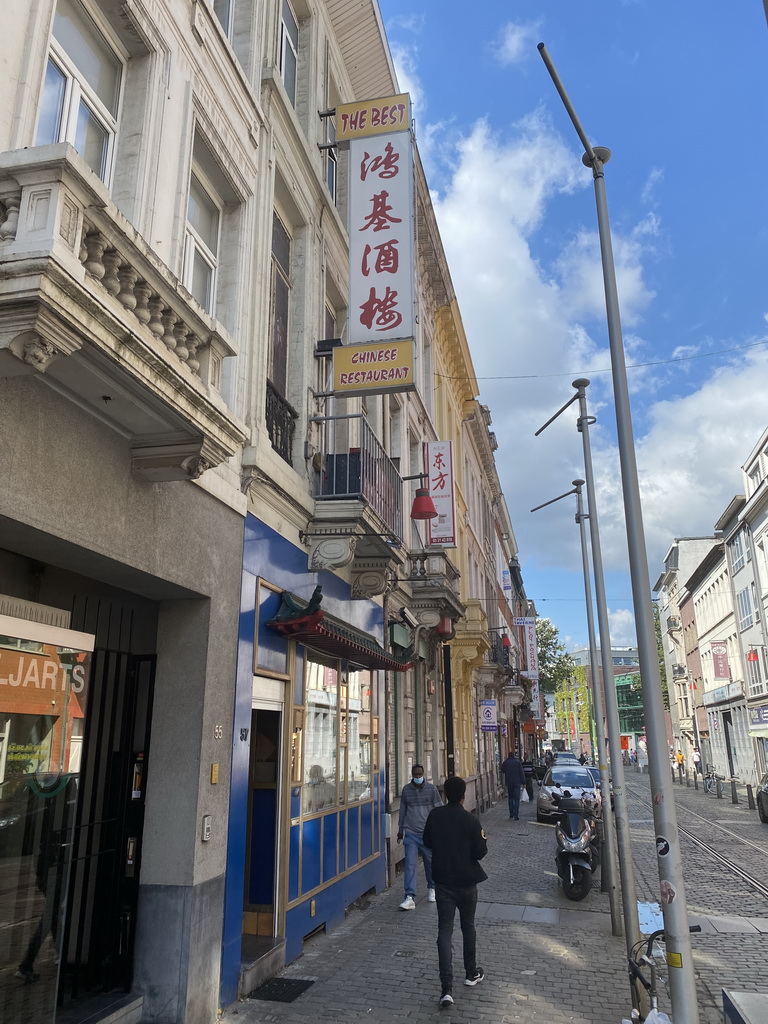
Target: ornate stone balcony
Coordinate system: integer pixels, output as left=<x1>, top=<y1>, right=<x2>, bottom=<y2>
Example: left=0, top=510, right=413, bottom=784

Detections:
left=0, top=145, right=247, bottom=480
left=405, top=548, right=464, bottom=627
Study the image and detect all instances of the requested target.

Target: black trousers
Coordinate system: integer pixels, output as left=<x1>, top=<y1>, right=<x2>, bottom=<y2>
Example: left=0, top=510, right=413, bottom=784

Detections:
left=435, top=883, right=478, bottom=991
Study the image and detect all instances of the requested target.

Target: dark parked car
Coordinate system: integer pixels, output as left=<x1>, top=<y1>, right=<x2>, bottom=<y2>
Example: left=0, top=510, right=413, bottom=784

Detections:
left=757, top=772, right=768, bottom=823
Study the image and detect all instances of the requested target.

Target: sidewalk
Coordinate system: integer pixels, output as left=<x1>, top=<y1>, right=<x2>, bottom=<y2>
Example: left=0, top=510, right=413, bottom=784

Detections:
left=220, top=780, right=766, bottom=1024
left=222, top=798, right=635, bottom=1024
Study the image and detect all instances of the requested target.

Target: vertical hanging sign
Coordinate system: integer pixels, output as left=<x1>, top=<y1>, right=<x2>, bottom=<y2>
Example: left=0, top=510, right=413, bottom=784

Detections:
left=338, top=94, right=415, bottom=357
left=425, top=440, right=457, bottom=547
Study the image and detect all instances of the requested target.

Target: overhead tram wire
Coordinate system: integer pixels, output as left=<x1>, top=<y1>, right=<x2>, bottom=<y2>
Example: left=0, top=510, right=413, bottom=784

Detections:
left=434, top=336, right=768, bottom=382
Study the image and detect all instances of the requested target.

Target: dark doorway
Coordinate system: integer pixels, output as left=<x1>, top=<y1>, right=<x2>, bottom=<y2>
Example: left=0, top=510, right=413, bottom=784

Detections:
left=243, top=710, right=280, bottom=949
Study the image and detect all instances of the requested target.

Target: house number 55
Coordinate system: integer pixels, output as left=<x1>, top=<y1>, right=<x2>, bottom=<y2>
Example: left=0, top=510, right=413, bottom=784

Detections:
left=213, top=724, right=223, bottom=740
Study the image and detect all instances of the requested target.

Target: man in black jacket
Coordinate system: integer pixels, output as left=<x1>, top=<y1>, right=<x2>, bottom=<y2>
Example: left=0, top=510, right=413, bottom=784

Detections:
left=422, top=776, right=487, bottom=1008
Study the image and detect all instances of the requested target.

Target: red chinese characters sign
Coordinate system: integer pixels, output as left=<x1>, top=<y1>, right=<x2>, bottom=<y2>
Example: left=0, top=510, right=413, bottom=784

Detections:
left=346, top=95, right=414, bottom=351
left=425, top=441, right=457, bottom=547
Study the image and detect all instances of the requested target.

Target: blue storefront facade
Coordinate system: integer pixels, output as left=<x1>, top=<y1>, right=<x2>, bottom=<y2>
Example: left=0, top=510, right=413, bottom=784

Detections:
left=220, top=515, right=394, bottom=1005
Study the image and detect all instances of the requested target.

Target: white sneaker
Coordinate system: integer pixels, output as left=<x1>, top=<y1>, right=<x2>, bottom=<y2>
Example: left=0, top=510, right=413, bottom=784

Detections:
left=427, top=887, right=436, bottom=902
left=399, top=895, right=416, bottom=910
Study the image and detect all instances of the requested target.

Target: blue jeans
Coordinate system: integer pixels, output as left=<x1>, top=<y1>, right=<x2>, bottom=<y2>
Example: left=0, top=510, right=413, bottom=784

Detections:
left=435, top=883, right=478, bottom=991
left=507, top=784, right=521, bottom=818
left=403, top=830, right=434, bottom=896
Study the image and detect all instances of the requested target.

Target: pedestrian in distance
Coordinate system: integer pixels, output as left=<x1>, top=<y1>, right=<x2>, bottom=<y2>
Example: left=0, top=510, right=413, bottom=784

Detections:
left=397, top=763, right=443, bottom=910
left=422, top=775, right=487, bottom=1008
left=676, top=749, right=685, bottom=781
left=521, top=755, right=536, bottom=802
left=692, top=747, right=703, bottom=777
left=500, top=750, right=525, bottom=820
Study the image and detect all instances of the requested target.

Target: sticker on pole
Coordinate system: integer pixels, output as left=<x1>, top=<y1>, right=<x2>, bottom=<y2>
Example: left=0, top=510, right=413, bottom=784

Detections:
left=655, top=836, right=670, bottom=857
left=666, top=951, right=683, bottom=969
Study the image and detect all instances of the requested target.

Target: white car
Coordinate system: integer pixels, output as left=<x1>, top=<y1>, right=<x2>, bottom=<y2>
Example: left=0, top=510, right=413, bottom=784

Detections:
left=536, top=765, right=600, bottom=823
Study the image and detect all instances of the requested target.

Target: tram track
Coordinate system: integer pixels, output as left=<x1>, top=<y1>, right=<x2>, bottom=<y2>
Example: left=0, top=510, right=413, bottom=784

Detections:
left=625, top=777, right=768, bottom=903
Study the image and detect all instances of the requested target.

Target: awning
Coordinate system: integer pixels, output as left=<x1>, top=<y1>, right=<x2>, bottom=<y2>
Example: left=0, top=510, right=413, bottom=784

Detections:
left=749, top=727, right=768, bottom=738
left=267, top=609, right=414, bottom=672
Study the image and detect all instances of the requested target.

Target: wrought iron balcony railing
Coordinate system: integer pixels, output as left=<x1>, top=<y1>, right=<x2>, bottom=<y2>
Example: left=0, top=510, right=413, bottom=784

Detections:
left=266, top=380, right=298, bottom=464
left=314, top=413, right=403, bottom=539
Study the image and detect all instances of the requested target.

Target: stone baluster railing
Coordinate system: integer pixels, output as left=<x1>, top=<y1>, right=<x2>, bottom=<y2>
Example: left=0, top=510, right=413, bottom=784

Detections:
left=79, top=221, right=205, bottom=379
left=0, top=192, right=22, bottom=241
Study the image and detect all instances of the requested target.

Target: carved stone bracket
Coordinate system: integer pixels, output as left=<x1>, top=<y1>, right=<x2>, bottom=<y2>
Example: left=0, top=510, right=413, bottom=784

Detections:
left=131, top=435, right=225, bottom=482
left=450, top=642, right=487, bottom=673
left=309, top=535, right=357, bottom=572
left=351, top=558, right=391, bottom=599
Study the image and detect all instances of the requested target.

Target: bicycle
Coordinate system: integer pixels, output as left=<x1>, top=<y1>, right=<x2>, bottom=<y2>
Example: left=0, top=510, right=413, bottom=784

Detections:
left=624, top=925, right=701, bottom=1023
left=703, top=764, right=724, bottom=797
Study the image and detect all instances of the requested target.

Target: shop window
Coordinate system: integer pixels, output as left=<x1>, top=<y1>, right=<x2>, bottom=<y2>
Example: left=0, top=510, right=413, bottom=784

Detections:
left=345, top=669, right=373, bottom=802
left=302, top=655, right=338, bottom=815
left=35, top=0, right=124, bottom=183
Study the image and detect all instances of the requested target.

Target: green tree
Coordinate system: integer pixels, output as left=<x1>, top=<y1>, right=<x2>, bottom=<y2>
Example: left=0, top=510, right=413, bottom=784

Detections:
left=653, top=602, right=670, bottom=710
left=536, top=617, right=575, bottom=694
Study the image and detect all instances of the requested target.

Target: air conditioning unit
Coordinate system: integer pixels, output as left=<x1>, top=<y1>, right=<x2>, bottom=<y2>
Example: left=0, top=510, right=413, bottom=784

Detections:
left=672, top=664, right=686, bottom=677
left=666, top=615, right=681, bottom=632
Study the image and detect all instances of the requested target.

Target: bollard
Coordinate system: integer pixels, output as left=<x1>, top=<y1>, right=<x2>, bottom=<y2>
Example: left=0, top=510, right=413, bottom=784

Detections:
left=731, top=780, right=739, bottom=805
left=747, top=785, right=756, bottom=810
left=693, top=774, right=698, bottom=791
left=717, top=779, right=723, bottom=799
left=686, top=771, right=691, bottom=788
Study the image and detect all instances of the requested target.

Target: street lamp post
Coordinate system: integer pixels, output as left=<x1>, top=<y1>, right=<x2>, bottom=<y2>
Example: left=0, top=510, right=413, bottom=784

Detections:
left=531, top=482, right=622, bottom=937
left=538, top=42, right=700, bottom=1023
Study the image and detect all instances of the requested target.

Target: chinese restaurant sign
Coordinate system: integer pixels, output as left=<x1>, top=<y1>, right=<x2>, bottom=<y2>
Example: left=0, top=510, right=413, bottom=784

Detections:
left=711, top=641, right=730, bottom=680
left=425, top=441, right=457, bottom=547
left=340, top=93, right=415, bottom=395
left=332, top=338, right=415, bottom=396
left=336, top=94, right=410, bottom=141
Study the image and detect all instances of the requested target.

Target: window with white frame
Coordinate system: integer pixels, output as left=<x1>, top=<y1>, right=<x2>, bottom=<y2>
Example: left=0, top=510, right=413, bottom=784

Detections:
left=279, top=0, right=299, bottom=105
left=747, top=650, right=763, bottom=696
left=730, top=531, right=746, bottom=573
left=35, top=0, right=124, bottom=183
left=184, top=171, right=221, bottom=314
left=748, top=462, right=762, bottom=495
left=737, top=586, right=754, bottom=630
left=213, top=0, right=233, bottom=37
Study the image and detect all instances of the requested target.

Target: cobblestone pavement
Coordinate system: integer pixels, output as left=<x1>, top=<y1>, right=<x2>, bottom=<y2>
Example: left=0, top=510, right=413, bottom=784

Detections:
left=221, top=778, right=768, bottom=1024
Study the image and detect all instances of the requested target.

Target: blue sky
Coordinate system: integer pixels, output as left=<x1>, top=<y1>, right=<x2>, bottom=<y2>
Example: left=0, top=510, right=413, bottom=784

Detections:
left=378, top=1, right=768, bottom=650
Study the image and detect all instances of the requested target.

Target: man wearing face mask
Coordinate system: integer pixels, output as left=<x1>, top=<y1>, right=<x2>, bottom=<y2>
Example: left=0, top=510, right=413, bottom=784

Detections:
left=397, top=764, right=443, bottom=910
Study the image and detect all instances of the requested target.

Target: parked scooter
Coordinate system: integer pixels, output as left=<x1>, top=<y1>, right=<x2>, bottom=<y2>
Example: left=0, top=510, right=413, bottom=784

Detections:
left=551, top=787, right=600, bottom=901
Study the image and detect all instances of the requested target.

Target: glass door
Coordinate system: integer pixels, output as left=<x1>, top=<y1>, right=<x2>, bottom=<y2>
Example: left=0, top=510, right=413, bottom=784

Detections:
left=0, top=615, right=94, bottom=1024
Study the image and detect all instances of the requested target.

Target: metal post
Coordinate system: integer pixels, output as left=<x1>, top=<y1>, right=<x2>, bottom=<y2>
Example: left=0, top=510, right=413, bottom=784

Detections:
left=731, top=780, right=739, bottom=805
left=442, top=645, right=456, bottom=778
left=573, top=385, right=642, bottom=961
left=747, top=785, right=756, bottom=810
left=539, top=42, right=700, bottom=1023
left=573, top=481, right=622, bottom=933
left=530, top=482, right=622, bottom=935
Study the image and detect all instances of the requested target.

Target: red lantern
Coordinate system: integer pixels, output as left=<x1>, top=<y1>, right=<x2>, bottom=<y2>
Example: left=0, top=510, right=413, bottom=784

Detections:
left=748, top=649, right=759, bottom=663
left=501, top=634, right=512, bottom=649
left=436, top=615, right=453, bottom=637
left=410, top=487, right=438, bottom=520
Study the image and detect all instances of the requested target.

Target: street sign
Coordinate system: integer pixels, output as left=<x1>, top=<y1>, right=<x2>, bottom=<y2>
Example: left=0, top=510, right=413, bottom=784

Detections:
left=480, top=699, right=497, bottom=731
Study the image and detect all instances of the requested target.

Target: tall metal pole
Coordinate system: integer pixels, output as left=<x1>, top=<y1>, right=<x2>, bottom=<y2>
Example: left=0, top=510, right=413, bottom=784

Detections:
left=531, top=484, right=621, bottom=936
left=539, top=43, right=700, bottom=1023
left=573, top=481, right=622, bottom=934
left=573, top=385, right=643, bottom=964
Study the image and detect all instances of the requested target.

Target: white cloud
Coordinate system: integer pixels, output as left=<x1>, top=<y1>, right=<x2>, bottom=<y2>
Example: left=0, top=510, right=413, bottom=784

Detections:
left=608, top=608, right=636, bottom=646
left=425, top=108, right=768, bottom=589
left=495, top=21, right=541, bottom=66
left=390, top=42, right=425, bottom=121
